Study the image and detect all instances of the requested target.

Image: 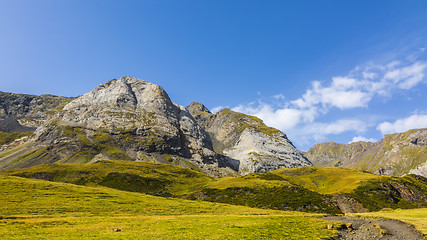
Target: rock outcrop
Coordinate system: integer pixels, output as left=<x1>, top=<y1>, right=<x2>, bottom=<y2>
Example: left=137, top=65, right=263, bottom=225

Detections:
left=186, top=102, right=312, bottom=174
left=0, top=77, right=312, bottom=177
left=305, top=128, right=427, bottom=177
left=31, top=77, right=238, bottom=177
left=0, top=91, right=73, bottom=131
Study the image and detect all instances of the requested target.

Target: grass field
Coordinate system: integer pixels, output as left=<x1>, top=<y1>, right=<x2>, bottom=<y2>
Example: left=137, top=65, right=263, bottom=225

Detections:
left=5, top=160, right=427, bottom=215
left=0, top=176, right=339, bottom=239
left=349, top=208, right=427, bottom=236
left=273, top=166, right=381, bottom=194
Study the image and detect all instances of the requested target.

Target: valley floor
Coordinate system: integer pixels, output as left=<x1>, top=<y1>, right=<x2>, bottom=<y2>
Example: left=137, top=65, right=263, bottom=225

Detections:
left=1, top=161, right=427, bottom=239
left=0, top=176, right=338, bottom=239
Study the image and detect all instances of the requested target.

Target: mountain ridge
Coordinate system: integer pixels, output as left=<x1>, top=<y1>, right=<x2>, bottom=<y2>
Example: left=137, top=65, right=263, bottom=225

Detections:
left=0, top=76, right=311, bottom=177
left=305, top=128, right=427, bottom=177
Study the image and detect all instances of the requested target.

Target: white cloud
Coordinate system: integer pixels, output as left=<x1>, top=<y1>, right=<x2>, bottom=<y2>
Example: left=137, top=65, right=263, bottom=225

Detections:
left=217, top=55, right=426, bottom=148
left=211, top=106, right=225, bottom=113
left=349, top=136, right=377, bottom=143
left=232, top=103, right=303, bottom=130
left=292, top=79, right=372, bottom=110
left=287, top=119, right=369, bottom=145
left=272, top=94, right=285, bottom=100
left=383, top=62, right=427, bottom=89
left=377, top=114, right=427, bottom=134
left=309, top=119, right=368, bottom=135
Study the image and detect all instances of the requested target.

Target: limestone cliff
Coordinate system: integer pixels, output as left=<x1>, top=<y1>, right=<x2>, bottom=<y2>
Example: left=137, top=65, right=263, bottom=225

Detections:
left=305, top=128, right=427, bottom=177
left=186, top=102, right=312, bottom=174
left=1, top=77, right=310, bottom=176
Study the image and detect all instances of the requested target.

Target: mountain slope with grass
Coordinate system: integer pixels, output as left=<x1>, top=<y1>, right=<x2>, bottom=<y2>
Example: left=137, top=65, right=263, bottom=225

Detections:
left=0, top=91, right=73, bottom=131
left=305, top=128, right=427, bottom=177
left=0, top=175, right=339, bottom=239
left=0, top=77, right=311, bottom=177
left=4, top=160, right=427, bottom=215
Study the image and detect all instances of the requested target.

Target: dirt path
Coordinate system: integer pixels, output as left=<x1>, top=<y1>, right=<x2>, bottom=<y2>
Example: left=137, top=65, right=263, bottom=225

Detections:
left=324, top=215, right=424, bottom=240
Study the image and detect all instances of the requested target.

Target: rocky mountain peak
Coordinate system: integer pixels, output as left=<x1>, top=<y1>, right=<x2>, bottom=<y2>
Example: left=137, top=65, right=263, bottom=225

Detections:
left=1, top=76, right=312, bottom=177
left=186, top=102, right=211, bottom=114
left=64, top=76, right=173, bottom=112
left=186, top=105, right=312, bottom=174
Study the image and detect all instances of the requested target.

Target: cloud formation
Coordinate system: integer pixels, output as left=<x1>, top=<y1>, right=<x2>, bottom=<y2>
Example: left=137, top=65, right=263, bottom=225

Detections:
left=377, top=114, right=427, bottom=134
left=226, top=57, right=426, bottom=147
left=349, top=136, right=377, bottom=143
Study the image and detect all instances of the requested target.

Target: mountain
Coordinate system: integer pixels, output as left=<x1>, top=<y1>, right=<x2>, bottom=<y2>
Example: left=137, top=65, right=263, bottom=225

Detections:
left=305, top=128, right=427, bottom=177
left=186, top=102, right=311, bottom=174
left=0, top=91, right=73, bottom=132
left=0, top=76, right=311, bottom=176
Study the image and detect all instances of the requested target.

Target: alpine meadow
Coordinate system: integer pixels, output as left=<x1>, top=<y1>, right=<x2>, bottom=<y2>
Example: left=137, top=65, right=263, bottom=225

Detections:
left=1, top=1, right=427, bottom=239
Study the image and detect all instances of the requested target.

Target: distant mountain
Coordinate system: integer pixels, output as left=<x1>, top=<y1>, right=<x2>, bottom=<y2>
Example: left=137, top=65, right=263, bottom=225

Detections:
left=0, top=77, right=311, bottom=176
left=305, top=128, right=427, bottom=177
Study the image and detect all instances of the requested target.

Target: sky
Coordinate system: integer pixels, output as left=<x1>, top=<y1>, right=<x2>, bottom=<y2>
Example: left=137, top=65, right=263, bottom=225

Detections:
left=1, top=0, right=427, bottom=150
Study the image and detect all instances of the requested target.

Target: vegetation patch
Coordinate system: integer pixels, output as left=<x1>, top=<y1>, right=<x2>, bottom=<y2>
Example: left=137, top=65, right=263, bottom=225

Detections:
left=273, top=166, right=380, bottom=194
left=3, top=162, right=427, bottom=216
left=0, top=131, right=33, bottom=145
left=348, top=176, right=427, bottom=211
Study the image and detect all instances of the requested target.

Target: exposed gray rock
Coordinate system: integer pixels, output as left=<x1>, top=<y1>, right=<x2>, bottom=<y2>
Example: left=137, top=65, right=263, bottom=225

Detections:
left=409, top=162, right=427, bottom=178
left=305, top=128, right=427, bottom=177
left=32, top=77, right=234, bottom=177
left=2, top=77, right=310, bottom=176
left=0, top=91, right=73, bottom=131
left=187, top=103, right=312, bottom=174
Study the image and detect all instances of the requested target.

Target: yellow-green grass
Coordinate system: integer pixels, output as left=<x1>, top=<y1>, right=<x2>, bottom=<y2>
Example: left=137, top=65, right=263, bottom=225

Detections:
left=0, top=131, right=33, bottom=145
left=273, top=166, right=381, bottom=194
left=0, top=176, right=337, bottom=239
left=3, top=160, right=215, bottom=195
left=8, top=162, right=425, bottom=214
left=348, top=208, right=427, bottom=236
left=207, top=174, right=291, bottom=189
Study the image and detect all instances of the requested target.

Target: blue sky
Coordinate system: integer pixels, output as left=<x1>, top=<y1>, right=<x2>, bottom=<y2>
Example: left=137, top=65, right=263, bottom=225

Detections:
left=1, top=0, right=427, bottom=150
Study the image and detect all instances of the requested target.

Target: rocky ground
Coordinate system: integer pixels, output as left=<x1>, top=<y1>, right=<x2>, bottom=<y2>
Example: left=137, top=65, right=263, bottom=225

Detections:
left=324, top=215, right=424, bottom=240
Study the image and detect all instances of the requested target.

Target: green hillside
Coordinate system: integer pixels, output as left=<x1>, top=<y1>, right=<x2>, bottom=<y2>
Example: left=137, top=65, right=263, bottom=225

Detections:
left=4, top=160, right=214, bottom=196
left=272, top=167, right=381, bottom=194
left=0, top=176, right=337, bottom=239
left=4, top=160, right=427, bottom=215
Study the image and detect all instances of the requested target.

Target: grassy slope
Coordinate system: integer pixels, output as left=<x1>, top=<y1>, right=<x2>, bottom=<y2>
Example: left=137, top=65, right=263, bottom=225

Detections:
left=0, top=176, right=337, bottom=240
left=0, top=131, right=33, bottom=145
left=4, top=161, right=427, bottom=214
left=349, top=208, right=427, bottom=236
left=194, top=172, right=341, bottom=214
left=272, top=166, right=380, bottom=194
left=4, top=160, right=214, bottom=196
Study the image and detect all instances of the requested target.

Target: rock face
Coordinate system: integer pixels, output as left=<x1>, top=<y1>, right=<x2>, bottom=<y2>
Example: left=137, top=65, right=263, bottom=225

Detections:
left=0, top=77, right=312, bottom=176
left=32, top=77, right=236, bottom=177
left=305, top=128, right=427, bottom=177
left=186, top=102, right=312, bottom=174
left=0, top=91, right=72, bottom=132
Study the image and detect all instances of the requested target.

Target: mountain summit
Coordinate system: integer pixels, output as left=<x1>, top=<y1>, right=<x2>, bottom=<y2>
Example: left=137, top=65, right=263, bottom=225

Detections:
left=0, top=76, right=311, bottom=176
